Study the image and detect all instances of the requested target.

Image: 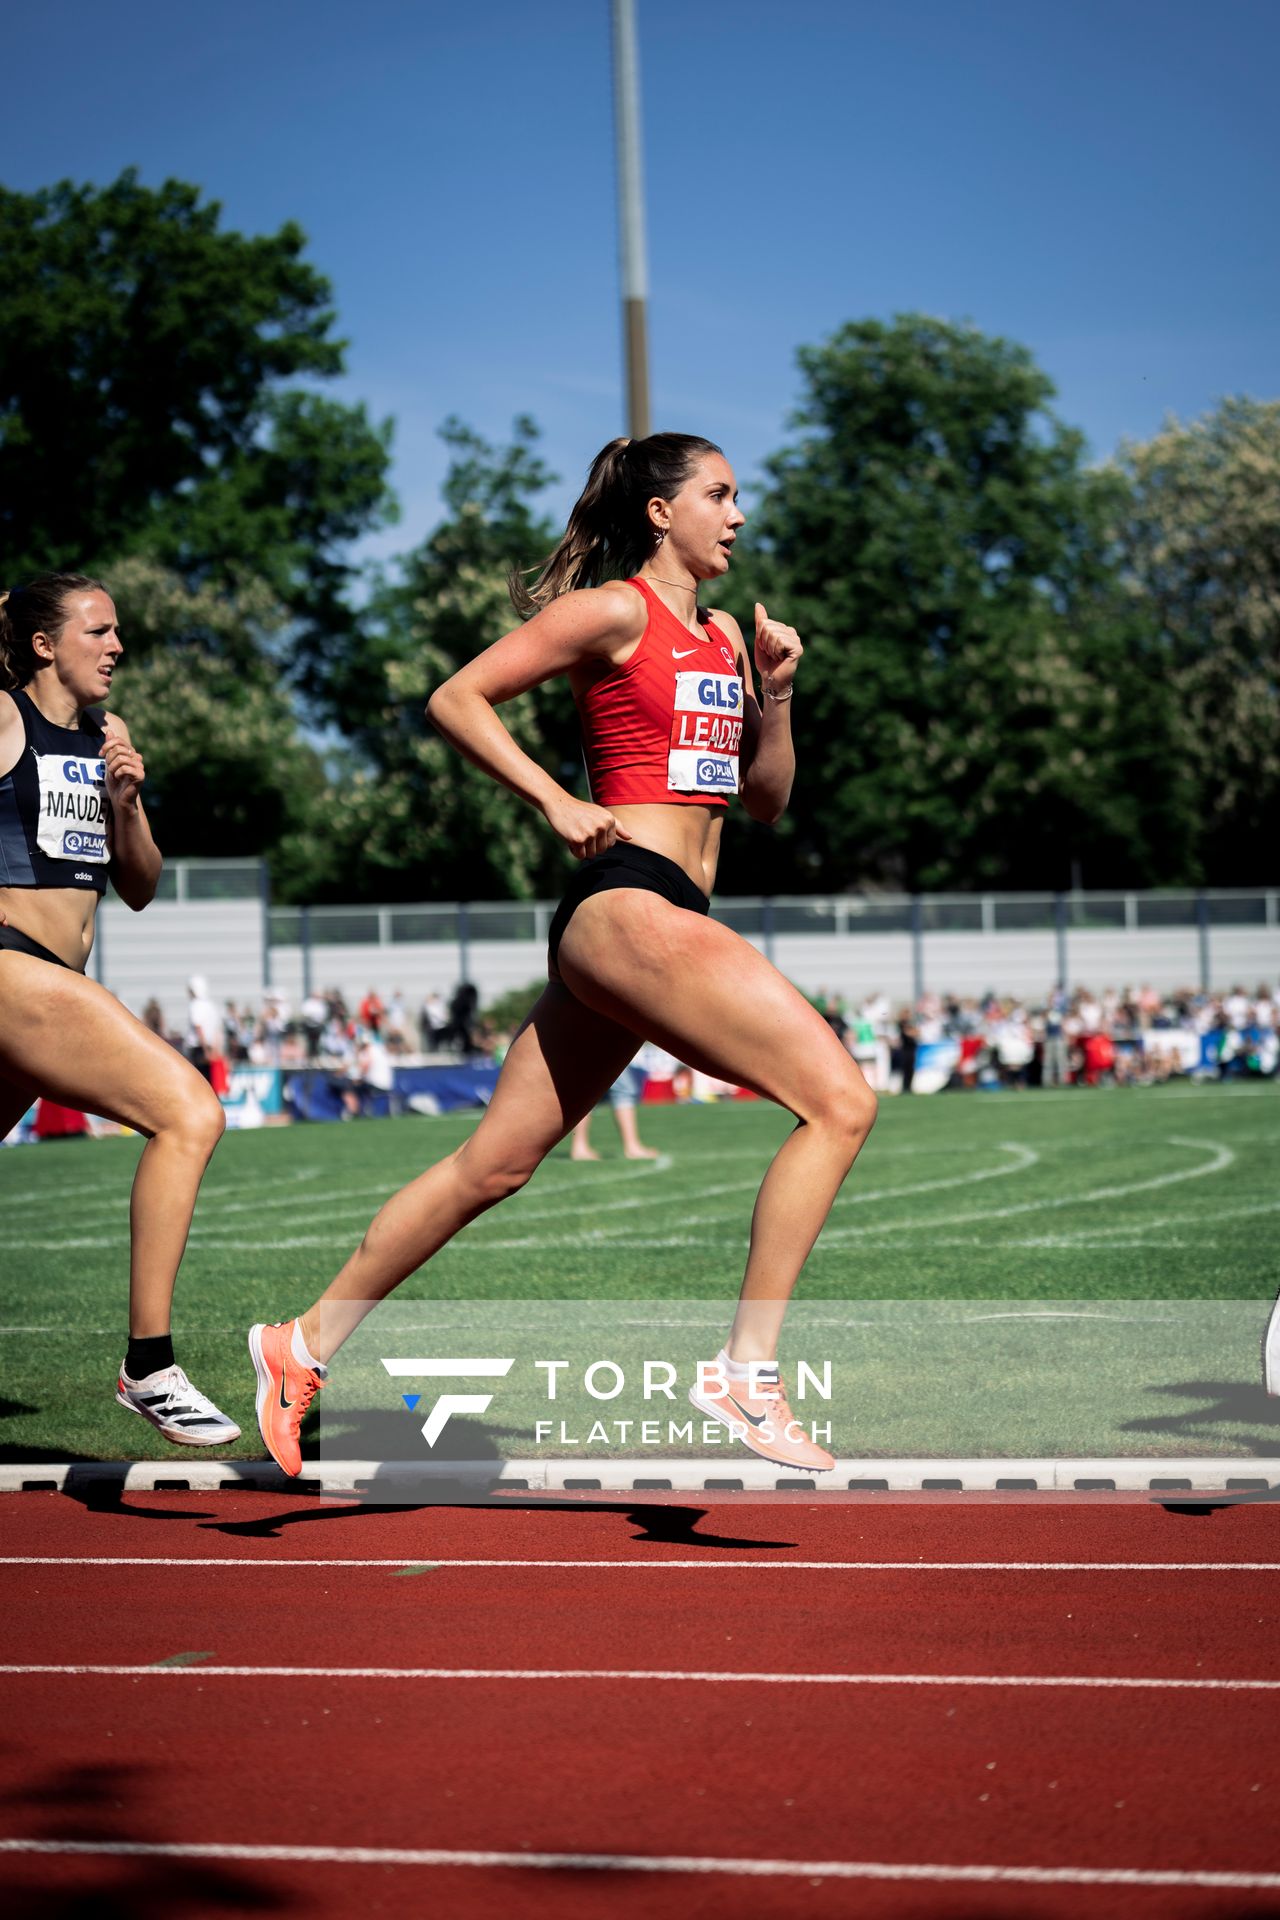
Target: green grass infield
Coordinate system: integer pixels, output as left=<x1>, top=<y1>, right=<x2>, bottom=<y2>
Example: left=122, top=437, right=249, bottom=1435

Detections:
left=1, top=1081, right=1276, bottom=1462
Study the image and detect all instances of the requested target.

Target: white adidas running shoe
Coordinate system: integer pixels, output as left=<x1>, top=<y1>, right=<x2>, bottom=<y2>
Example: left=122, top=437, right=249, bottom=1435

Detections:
left=116, top=1363, right=242, bottom=1446
left=1265, top=1293, right=1280, bottom=1397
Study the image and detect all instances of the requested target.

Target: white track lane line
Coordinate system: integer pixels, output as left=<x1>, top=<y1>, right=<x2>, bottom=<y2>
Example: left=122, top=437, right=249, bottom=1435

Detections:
left=2, top=1557, right=1278, bottom=1571
left=2, top=1663, right=1277, bottom=1690
left=2, top=1551, right=1280, bottom=1566
left=0, top=1840, right=1277, bottom=1891
left=0, top=1551, right=1274, bottom=1566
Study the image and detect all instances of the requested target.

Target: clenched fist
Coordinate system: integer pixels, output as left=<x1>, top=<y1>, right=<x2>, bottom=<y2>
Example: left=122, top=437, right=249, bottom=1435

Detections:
left=102, top=728, right=145, bottom=811
left=754, top=602, right=802, bottom=698
left=542, top=793, right=633, bottom=861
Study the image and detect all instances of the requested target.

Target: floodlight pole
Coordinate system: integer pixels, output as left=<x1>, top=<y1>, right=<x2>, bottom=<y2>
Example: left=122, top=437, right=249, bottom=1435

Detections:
left=612, top=0, right=651, bottom=439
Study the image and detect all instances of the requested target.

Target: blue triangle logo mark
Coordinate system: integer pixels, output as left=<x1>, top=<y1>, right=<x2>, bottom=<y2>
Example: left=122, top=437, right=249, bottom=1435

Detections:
left=402, top=1393, right=421, bottom=1411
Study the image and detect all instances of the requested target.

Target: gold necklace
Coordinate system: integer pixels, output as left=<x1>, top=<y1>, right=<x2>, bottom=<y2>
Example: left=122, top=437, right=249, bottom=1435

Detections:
left=646, top=573, right=698, bottom=597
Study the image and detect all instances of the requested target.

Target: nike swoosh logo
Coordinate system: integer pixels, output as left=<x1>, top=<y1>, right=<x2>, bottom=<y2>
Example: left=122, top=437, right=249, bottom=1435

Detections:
left=278, top=1374, right=295, bottom=1414
left=672, top=647, right=697, bottom=659
left=726, top=1394, right=768, bottom=1428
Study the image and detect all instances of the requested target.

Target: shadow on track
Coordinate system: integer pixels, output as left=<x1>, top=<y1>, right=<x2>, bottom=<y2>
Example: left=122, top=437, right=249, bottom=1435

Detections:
left=0, top=1753, right=291, bottom=1918
left=48, top=1475, right=795, bottom=1552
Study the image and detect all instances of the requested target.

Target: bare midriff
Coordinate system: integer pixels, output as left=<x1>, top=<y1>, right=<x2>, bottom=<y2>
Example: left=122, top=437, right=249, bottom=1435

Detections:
left=0, top=885, right=97, bottom=970
left=611, top=802, right=724, bottom=899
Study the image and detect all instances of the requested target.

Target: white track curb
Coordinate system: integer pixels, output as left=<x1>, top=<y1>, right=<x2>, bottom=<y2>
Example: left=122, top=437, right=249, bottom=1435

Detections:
left=1, top=1457, right=1277, bottom=1494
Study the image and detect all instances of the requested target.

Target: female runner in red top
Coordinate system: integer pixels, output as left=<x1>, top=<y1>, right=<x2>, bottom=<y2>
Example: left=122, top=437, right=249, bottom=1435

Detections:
left=250, top=434, right=877, bottom=1474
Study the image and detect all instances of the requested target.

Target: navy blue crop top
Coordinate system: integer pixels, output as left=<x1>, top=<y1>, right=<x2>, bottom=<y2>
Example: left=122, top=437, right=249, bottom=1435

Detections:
left=0, top=688, right=110, bottom=893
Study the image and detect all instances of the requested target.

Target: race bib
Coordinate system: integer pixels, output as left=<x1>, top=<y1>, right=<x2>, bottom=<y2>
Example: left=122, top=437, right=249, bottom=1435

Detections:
left=34, top=751, right=109, bottom=864
left=667, top=670, right=742, bottom=795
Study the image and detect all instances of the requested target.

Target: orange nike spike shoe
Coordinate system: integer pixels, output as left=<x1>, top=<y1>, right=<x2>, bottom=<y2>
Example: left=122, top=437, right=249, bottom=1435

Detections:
left=248, top=1320, right=327, bottom=1477
left=689, top=1360, right=835, bottom=1472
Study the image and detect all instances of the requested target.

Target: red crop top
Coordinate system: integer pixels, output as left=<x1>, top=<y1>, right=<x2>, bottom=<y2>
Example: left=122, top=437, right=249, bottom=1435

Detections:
left=575, top=578, right=744, bottom=807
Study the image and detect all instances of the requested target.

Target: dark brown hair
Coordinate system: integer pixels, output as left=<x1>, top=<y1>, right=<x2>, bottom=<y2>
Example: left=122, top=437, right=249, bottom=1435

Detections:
left=0, top=573, right=106, bottom=691
left=511, top=432, right=723, bottom=615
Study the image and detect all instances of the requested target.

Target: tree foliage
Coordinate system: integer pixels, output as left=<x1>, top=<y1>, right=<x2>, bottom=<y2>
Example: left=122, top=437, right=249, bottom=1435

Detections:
left=0, top=171, right=394, bottom=641
left=285, top=418, right=578, bottom=902
left=106, top=557, right=325, bottom=859
left=715, top=315, right=1192, bottom=892
left=11, top=169, right=1264, bottom=906
left=1116, top=398, right=1280, bottom=881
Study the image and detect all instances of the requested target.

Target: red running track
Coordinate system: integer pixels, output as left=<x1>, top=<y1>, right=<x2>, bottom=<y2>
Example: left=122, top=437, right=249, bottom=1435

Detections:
left=1, top=1491, right=1279, bottom=1918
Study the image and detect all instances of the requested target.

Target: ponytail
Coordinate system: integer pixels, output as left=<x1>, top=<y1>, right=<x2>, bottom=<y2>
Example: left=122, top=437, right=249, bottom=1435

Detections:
left=511, top=432, right=722, bottom=616
left=0, top=573, right=105, bottom=691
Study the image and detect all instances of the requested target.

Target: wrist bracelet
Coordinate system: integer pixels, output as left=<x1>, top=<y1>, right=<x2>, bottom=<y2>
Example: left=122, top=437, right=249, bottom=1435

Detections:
left=765, top=685, right=794, bottom=704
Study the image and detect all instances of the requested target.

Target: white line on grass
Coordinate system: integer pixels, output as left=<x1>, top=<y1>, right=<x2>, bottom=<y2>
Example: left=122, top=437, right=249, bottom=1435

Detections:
left=0, top=1840, right=1277, bottom=1891
left=466, top=1142, right=1044, bottom=1251
left=3, top=1135, right=1248, bottom=1257
left=1001, top=1196, right=1280, bottom=1248
left=2, top=1662, right=1277, bottom=1691
left=35, top=1164, right=326, bottom=1227
left=189, top=1160, right=681, bottom=1242
left=164, top=1152, right=680, bottom=1247
left=820, top=1136, right=1235, bottom=1242
left=2, top=1557, right=1277, bottom=1571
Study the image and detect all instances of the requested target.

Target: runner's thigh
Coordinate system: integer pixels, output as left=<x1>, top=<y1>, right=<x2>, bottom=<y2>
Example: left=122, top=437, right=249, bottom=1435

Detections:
left=557, top=890, right=867, bottom=1118
left=0, top=952, right=218, bottom=1136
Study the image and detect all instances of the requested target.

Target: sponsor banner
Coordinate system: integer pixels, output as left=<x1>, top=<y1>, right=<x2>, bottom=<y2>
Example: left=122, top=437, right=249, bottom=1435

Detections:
left=910, top=1039, right=960, bottom=1094
left=315, top=1296, right=1266, bottom=1502
left=282, top=1062, right=501, bottom=1123
left=1138, top=1027, right=1203, bottom=1073
left=35, top=753, right=108, bottom=864
left=221, top=1067, right=284, bottom=1126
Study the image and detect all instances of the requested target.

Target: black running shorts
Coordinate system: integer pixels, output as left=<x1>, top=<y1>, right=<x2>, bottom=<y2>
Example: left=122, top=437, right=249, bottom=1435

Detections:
left=0, top=923, right=72, bottom=970
left=548, top=842, right=710, bottom=976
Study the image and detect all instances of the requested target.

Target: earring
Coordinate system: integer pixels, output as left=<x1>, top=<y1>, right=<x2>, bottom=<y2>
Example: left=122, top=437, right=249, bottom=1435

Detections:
left=654, top=526, right=667, bottom=547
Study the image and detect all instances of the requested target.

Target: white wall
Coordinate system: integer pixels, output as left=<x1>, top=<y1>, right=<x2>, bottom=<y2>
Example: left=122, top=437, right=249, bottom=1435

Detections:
left=97, top=896, right=265, bottom=1020
left=94, top=871, right=1276, bottom=1017
left=258, top=924, right=1276, bottom=1014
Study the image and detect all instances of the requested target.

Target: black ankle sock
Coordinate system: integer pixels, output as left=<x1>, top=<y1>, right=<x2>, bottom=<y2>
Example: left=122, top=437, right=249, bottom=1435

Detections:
left=126, top=1333, right=175, bottom=1378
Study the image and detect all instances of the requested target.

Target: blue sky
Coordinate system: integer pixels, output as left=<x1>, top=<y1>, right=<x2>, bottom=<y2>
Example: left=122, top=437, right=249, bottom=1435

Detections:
left=6, top=0, right=1277, bottom=562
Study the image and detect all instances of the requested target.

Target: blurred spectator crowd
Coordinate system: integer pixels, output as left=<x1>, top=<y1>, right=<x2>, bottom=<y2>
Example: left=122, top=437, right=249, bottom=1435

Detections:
left=144, top=978, right=492, bottom=1084
left=8, top=976, right=1275, bottom=1150
left=145, top=976, right=1279, bottom=1096
left=813, top=983, right=1279, bottom=1092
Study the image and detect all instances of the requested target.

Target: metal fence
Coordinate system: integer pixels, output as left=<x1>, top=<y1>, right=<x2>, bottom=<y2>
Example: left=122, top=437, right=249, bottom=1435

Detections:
left=265, top=886, right=1278, bottom=1005
left=95, top=867, right=1278, bottom=1013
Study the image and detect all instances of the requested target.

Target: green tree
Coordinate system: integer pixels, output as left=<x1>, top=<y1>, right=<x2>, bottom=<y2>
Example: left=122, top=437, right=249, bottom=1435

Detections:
left=284, top=417, right=577, bottom=902
left=716, top=315, right=1191, bottom=893
left=1116, top=398, right=1280, bottom=882
left=0, top=171, right=394, bottom=646
left=106, top=557, right=326, bottom=859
